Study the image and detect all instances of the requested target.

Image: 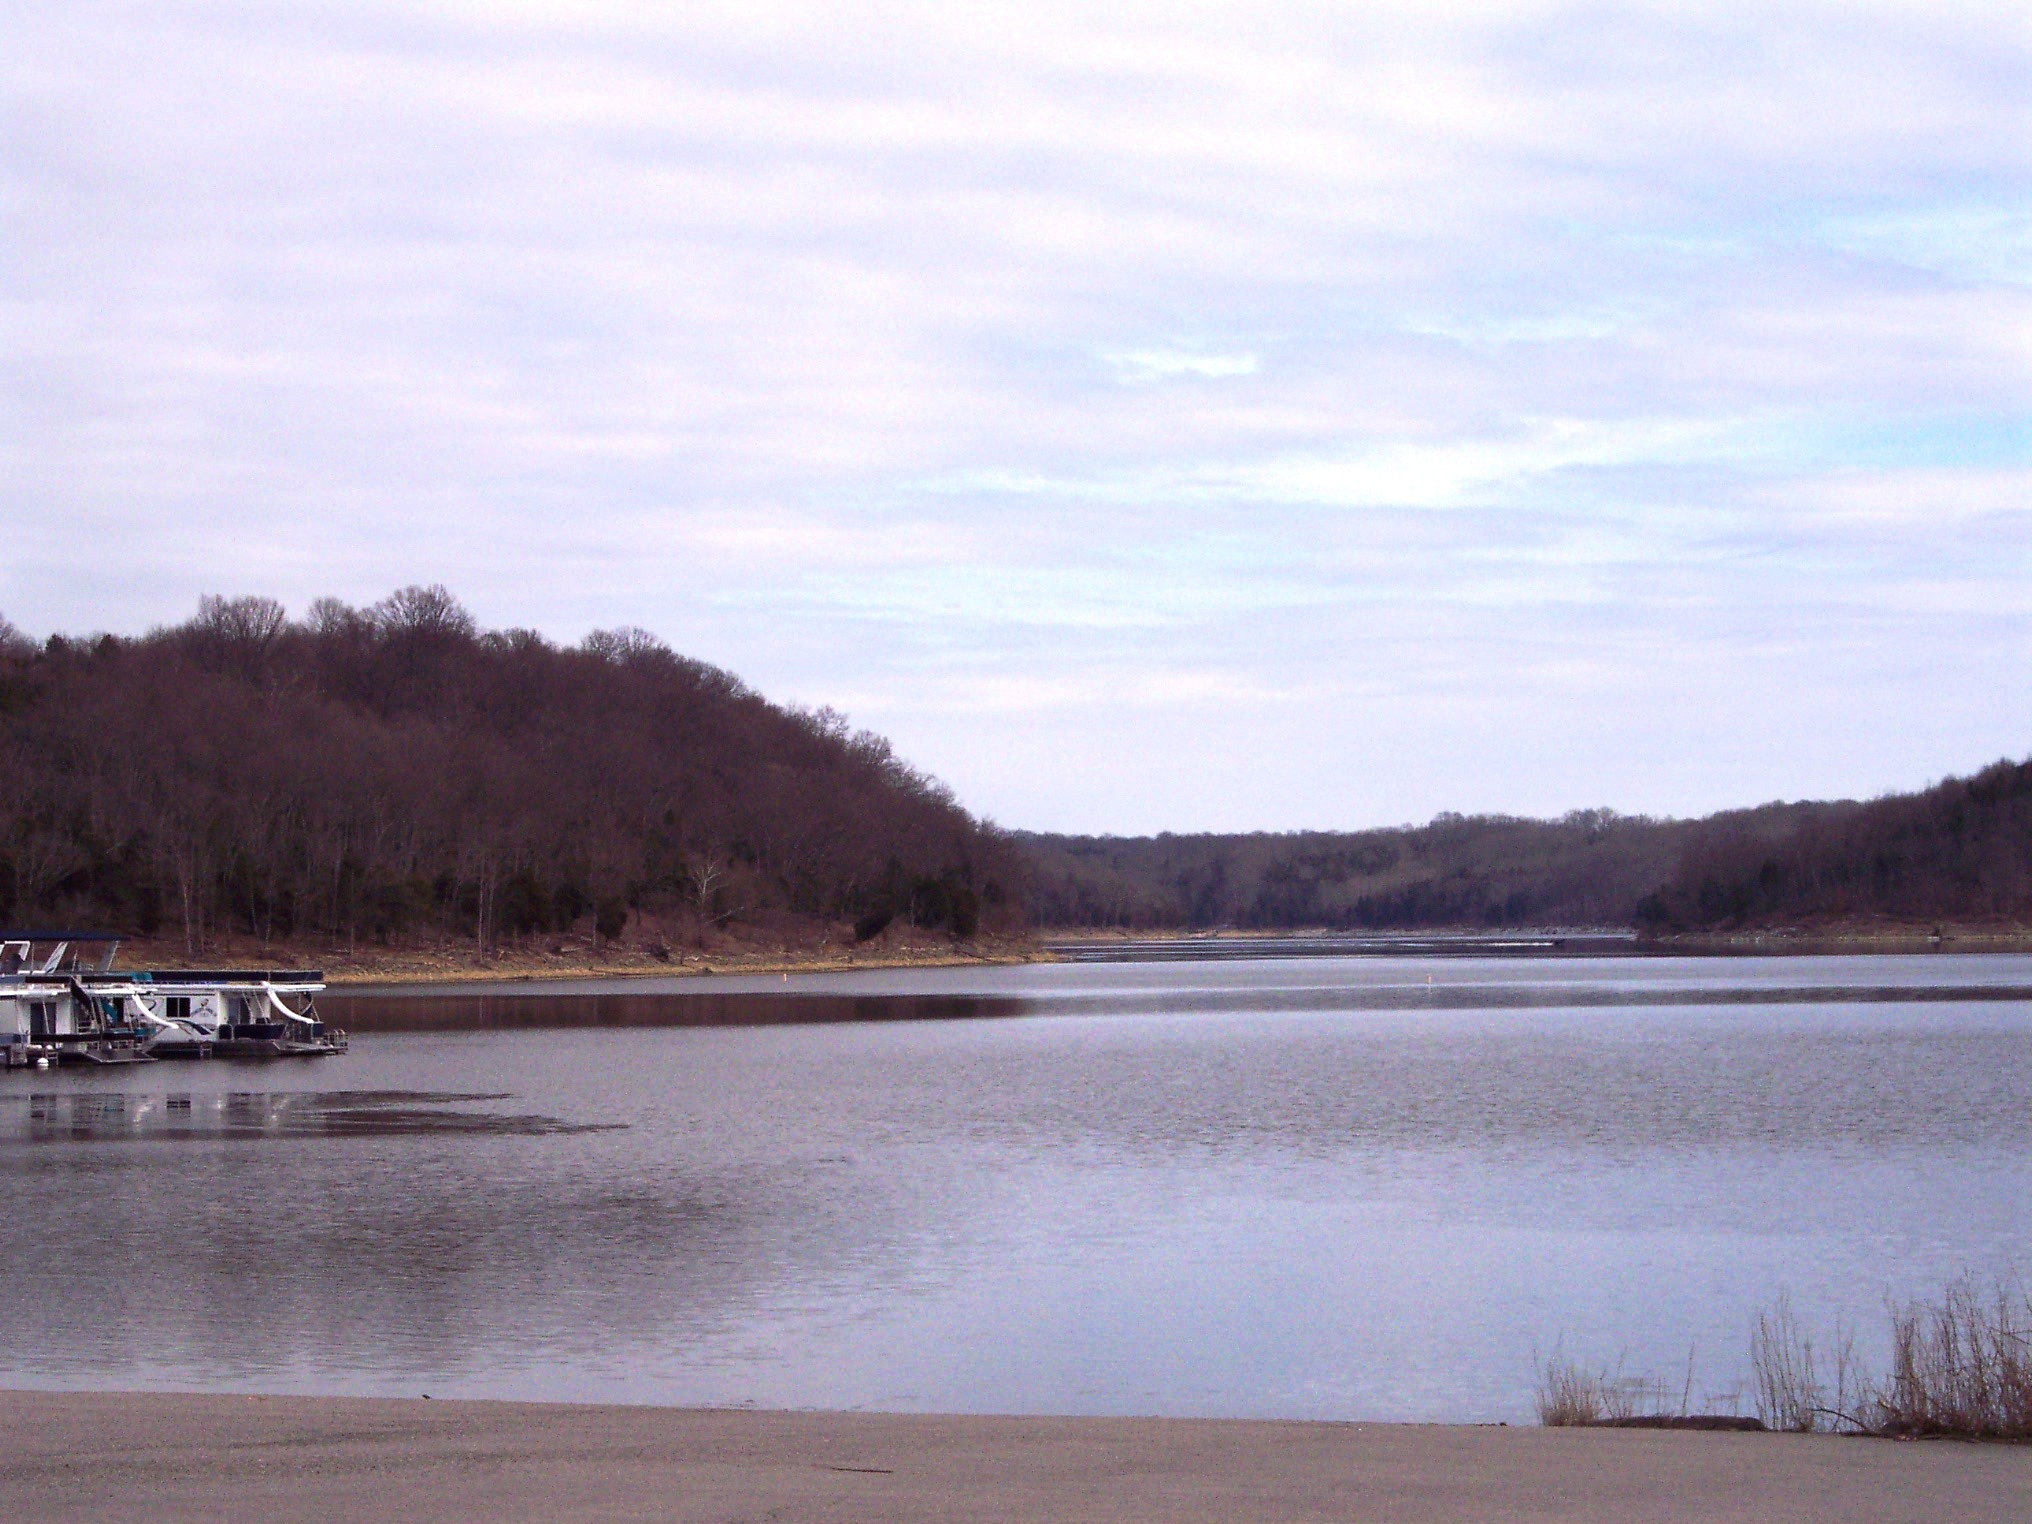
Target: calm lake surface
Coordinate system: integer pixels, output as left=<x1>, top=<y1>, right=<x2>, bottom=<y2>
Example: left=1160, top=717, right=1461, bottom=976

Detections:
left=3, top=954, right=2029, bottom=1421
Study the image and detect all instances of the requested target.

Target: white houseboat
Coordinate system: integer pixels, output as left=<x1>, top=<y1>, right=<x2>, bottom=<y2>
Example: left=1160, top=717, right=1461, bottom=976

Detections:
left=0, top=933, right=346, bottom=1067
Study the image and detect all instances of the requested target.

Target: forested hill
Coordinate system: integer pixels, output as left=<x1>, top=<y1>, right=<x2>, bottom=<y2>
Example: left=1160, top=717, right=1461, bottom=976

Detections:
left=1638, top=758, right=2032, bottom=931
left=1016, top=811, right=1708, bottom=931
left=0, top=589, right=1018, bottom=953
left=3, top=588, right=2021, bottom=951
left=1020, top=760, right=2031, bottom=935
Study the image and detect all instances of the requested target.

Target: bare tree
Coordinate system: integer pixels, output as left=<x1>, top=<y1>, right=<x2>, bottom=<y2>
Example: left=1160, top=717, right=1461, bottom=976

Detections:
left=0, top=589, right=1024, bottom=951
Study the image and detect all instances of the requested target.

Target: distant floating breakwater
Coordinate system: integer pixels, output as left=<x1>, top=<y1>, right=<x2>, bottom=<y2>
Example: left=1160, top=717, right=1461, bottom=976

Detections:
left=1043, top=933, right=1639, bottom=962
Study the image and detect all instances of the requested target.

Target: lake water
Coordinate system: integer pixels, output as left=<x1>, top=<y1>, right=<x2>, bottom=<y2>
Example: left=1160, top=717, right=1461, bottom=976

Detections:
left=2, top=953, right=2028, bottom=1422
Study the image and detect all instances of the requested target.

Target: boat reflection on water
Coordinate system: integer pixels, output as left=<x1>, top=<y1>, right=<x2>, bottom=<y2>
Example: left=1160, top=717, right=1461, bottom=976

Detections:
left=0, top=1089, right=617, bottom=1141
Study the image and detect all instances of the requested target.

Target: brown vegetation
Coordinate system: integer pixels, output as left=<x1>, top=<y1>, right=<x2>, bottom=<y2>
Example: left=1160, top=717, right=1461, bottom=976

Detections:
left=0, top=590, right=1020, bottom=961
left=1875, top=1278, right=2032, bottom=1440
left=4, top=592, right=2025, bottom=954
left=1534, top=1355, right=1644, bottom=1427
left=1025, top=759, right=2032, bottom=937
left=1018, top=811, right=1728, bottom=931
left=1542, top=1276, right=2032, bottom=1442
left=1638, top=760, right=2032, bottom=934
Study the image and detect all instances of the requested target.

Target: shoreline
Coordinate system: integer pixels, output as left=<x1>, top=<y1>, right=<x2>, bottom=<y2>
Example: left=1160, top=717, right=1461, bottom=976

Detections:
left=92, top=921, right=2032, bottom=989
left=107, top=932, right=1056, bottom=988
left=1, top=1390, right=2024, bottom=1523
left=321, top=941, right=1049, bottom=987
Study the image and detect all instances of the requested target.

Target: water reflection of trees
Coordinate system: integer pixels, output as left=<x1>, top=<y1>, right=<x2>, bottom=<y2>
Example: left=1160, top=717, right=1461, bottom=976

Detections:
left=324, top=993, right=1034, bottom=1032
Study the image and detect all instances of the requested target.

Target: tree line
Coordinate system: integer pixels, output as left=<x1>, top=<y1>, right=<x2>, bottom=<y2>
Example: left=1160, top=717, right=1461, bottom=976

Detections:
left=1021, top=760, right=2030, bottom=936
left=0, top=589, right=1019, bottom=953
left=3, top=586, right=2021, bottom=947
left=1015, top=810, right=1706, bottom=931
left=1637, top=757, right=2032, bottom=930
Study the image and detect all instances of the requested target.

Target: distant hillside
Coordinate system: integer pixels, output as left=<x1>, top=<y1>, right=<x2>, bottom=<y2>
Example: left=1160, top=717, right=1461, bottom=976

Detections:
left=1018, top=811, right=1705, bottom=931
left=1639, top=758, right=2032, bottom=931
left=0, top=589, right=1019, bottom=954
left=1021, top=761, right=2031, bottom=936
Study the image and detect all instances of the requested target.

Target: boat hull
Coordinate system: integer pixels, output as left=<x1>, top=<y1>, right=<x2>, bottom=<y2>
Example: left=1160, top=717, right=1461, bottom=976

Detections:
left=56, top=1040, right=154, bottom=1065
left=210, top=1039, right=344, bottom=1058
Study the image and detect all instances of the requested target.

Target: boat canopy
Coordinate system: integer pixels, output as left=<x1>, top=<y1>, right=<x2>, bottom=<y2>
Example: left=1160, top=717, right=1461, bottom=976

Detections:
left=0, top=933, right=123, bottom=976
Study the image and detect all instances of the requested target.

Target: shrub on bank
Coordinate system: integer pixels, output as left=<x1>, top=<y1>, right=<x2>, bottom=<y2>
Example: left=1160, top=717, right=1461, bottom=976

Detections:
left=1538, top=1275, right=2032, bottom=1441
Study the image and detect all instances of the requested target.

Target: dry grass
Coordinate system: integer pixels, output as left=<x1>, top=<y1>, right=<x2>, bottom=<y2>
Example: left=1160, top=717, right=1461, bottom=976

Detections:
left=1536, top=1356, right=1624, bottom=1426
left=1548, top=1276, right=2032, bottom=1441
left=1533, top=1351, right=1686, bottom=1427
left=1875, top=1277, right=2032, bottom=1440
left=1748, top=1292, right=1863, bottom=1433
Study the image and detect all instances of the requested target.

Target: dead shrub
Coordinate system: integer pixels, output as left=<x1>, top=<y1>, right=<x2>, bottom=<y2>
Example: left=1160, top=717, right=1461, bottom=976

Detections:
left=1535, top=1353, right=1641, bottom=1426
left=1749, top=1292, right=1864, bottom=1433
left=1873, top=1276, right=2032, bottom=1440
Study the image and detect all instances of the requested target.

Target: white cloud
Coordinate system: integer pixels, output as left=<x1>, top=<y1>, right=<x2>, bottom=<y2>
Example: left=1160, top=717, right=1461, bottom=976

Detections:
left=1102, top=349, right=1260, bottom=383
left=940, top=416, right=1752, bottom=511
left=1818, top=204, right=2032, bottom=286
left=1, top=1, right=2028, bottom=828
left=1757, top=467, right=2032, bottom=527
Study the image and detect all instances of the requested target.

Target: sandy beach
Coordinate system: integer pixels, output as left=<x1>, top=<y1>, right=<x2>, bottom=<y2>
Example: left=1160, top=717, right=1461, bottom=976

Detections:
left=1, top=1392, right=2026, bottom=1523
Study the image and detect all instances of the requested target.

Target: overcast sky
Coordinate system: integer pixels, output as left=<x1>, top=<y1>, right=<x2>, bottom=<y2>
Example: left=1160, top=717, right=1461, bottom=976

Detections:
left=3, top=2, right=2028, bottom=833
